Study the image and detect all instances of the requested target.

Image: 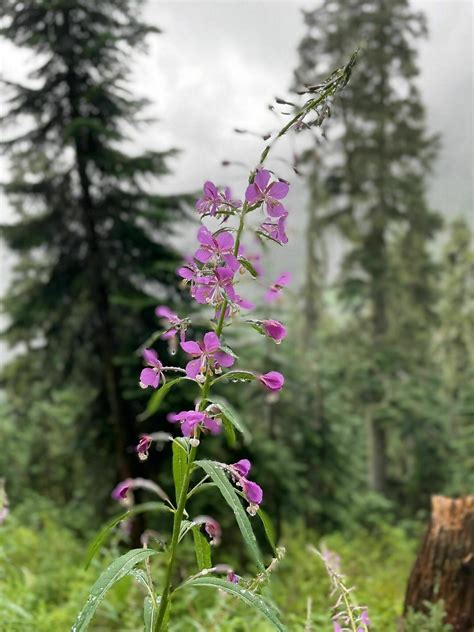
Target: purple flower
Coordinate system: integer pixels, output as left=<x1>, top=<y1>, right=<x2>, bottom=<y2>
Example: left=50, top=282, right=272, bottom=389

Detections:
left=155, top=305, right=186, bottom=342
left=196, top=181, right=222, bottom=216
left=265, top=271, right=291, bottom=303
left=359, top=610, right=371, bottom=626
left=195, top=515, right=222, bottom=546
left=194, top=226, right=239, bottom=270
left=333, top=622, right=342, bottom=632
left=230, top=459, right=263, bottom=514
left=180, top=332, right=235, bottom=380
left=139, top=348, right=163, bottom=389
left=221, top=186, right=241, bottom=209
left=193, top=266, right=237, bottom=306
left=245, top=169, right=289, bottom=217
left=232, top=459, right=251, bottom=478
left=136, top=435, right=152, bottom=461
left=111, top=479, right=132, bottom=501
left=196, top=182, right=241, bottom=217
left=167, top=409, right=221, bottom=437
left=240, top=478, right=263, bottom=505
left=262, top=319, right=287, bottom=343
left=258, top=371, right=285, bottom=391
left=260, top=212, right=288, bottom=245
left=0, top=482, right=9, bottom=525
left=227, top=570, right=239, bottom=584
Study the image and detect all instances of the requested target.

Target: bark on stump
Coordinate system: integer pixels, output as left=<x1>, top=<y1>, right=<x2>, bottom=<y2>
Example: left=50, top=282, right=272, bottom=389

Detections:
left=404, top=495, right=474, bottom=631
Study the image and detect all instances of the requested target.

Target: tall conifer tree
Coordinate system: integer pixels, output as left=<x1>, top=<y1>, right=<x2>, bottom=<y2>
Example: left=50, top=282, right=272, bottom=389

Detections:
left=295, top=0, right=441, bottom=494
left=1, top=0, right=185, bottom=517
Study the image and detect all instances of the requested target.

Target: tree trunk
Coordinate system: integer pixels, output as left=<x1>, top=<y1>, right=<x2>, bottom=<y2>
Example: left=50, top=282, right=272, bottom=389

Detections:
left=62, top=7, right=144, bottom=544
left=404, top=495, right=474, bottom=631
left=369, top=419, right=386, bottom=493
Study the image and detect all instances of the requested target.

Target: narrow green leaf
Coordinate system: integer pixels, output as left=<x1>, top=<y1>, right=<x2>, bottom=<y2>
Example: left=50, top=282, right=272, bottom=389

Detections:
left=74, top=549, right=158, bottom=631
left=258, top=509, right=278, bottom=556
left=192, top=525, right=212, bottom=570
left=238, top=256, right=258, bottom=278
left=208, top=397, right=250, bottom=442
left=178, top=577, right=287, bottom=631
left=211, top=370, right=256, bottom=386
left=222, top=416, right=237, bottom=446
left=85, top=502, right=168, bottom=569
left=138, top=377, right=192, bottom=421
left=144, top=595, right=158, bottom=632
left=195, top=460, right=264, bottom=570
left=178, top=519, right=195, bottom=542
left=172, top=440, right=188, bottom=502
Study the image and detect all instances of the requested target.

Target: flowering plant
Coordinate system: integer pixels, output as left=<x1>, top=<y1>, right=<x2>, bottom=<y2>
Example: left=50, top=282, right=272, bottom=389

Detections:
left=73, top=52, right=357, bottom=632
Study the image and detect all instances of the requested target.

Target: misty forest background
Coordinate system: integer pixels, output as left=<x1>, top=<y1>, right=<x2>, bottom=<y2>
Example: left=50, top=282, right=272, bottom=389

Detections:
left=0, top=0, right=472, bottom=630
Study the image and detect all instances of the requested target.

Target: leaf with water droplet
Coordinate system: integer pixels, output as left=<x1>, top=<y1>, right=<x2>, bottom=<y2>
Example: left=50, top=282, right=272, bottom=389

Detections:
left=73, top=548, right=158, bottom=631
left=176, top=577, right=288, bottom=631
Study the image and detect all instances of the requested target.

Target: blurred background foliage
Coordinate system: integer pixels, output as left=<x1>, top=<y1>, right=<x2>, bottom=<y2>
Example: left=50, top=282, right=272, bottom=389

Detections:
left=0, top=0, right=472, bottom=630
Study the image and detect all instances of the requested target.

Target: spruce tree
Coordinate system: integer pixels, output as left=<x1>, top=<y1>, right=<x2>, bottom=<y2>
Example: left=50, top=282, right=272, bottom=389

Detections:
left=295, top=0, right=441, bottom=495
left=1, top=0, right=185, bottom=520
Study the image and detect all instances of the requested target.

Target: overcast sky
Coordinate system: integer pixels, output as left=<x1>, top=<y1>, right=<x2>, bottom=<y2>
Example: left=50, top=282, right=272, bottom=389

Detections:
left=0, top=0, right=473, bottom=360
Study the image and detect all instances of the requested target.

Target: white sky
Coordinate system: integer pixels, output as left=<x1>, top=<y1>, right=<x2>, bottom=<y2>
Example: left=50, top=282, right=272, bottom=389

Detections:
left=0, top=0, right=473, bottom=362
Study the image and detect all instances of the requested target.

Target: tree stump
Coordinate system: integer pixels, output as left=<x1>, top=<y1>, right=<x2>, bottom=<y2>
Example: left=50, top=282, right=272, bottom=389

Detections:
left=404, top=495, right=474, bottom=631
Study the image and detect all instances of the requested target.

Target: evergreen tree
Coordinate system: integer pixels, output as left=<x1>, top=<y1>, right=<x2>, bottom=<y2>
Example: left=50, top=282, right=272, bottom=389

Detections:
left=1, top=0, right=185, bottom=521
left=436, top=219, right=474, bottom=494
left=295, top=0, right=441, bottom=496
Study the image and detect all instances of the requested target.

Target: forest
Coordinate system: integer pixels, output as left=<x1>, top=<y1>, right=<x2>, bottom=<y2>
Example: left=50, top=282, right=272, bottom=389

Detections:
left=0, top=1, right=472, bottom=631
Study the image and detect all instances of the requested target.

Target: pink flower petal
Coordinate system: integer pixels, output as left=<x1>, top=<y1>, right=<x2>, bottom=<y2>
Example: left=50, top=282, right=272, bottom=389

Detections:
left=254, top=169, right=271, bottom=191
left=241, top=479, right=263, bottom=505
left=214, top=350, right=235, bottom=368
left=194, top=248, right=212, bottom=263
left=198, top=225, right=214, bottom=246
left=140, top=368, right=160, bottom=388
left=185, top=358, right=202, bottom=379
left=180, top=340, right=202, bottom=355
left=216, top=231, right=234, bottom=251
left=233, top=459, right=251, bottom=477
left=155, top=305, right=176, bottom=320
left=143, top=348, right=160, bottom=367
left=178, top=266, right=194, bottom=280
left=262, top=319, right=287, bottom=342
left=276, top=271, right=292, bottom=287
left=259, top=371, right=284, bottom=391
left=202, top=415, right=222, bottom=434
left=203, top=181, right=218, bottom=198
left=223, top=253, right=240, bottom=272
left=266, top=201, right=286, bottom=218
left=245, top=183, right=259, bottom=203
left=203, top=331, right=220, bottom=353
left=268, top=180, right=289, bottom=199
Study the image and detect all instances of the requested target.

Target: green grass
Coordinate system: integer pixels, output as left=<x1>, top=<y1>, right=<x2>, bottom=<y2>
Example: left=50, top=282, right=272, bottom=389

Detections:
left=0, top=504, right=418, bottom=631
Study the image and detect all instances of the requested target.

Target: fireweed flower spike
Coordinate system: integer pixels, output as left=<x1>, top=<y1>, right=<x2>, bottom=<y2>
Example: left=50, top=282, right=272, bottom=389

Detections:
left=77, top=53, right=358, bottom=632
